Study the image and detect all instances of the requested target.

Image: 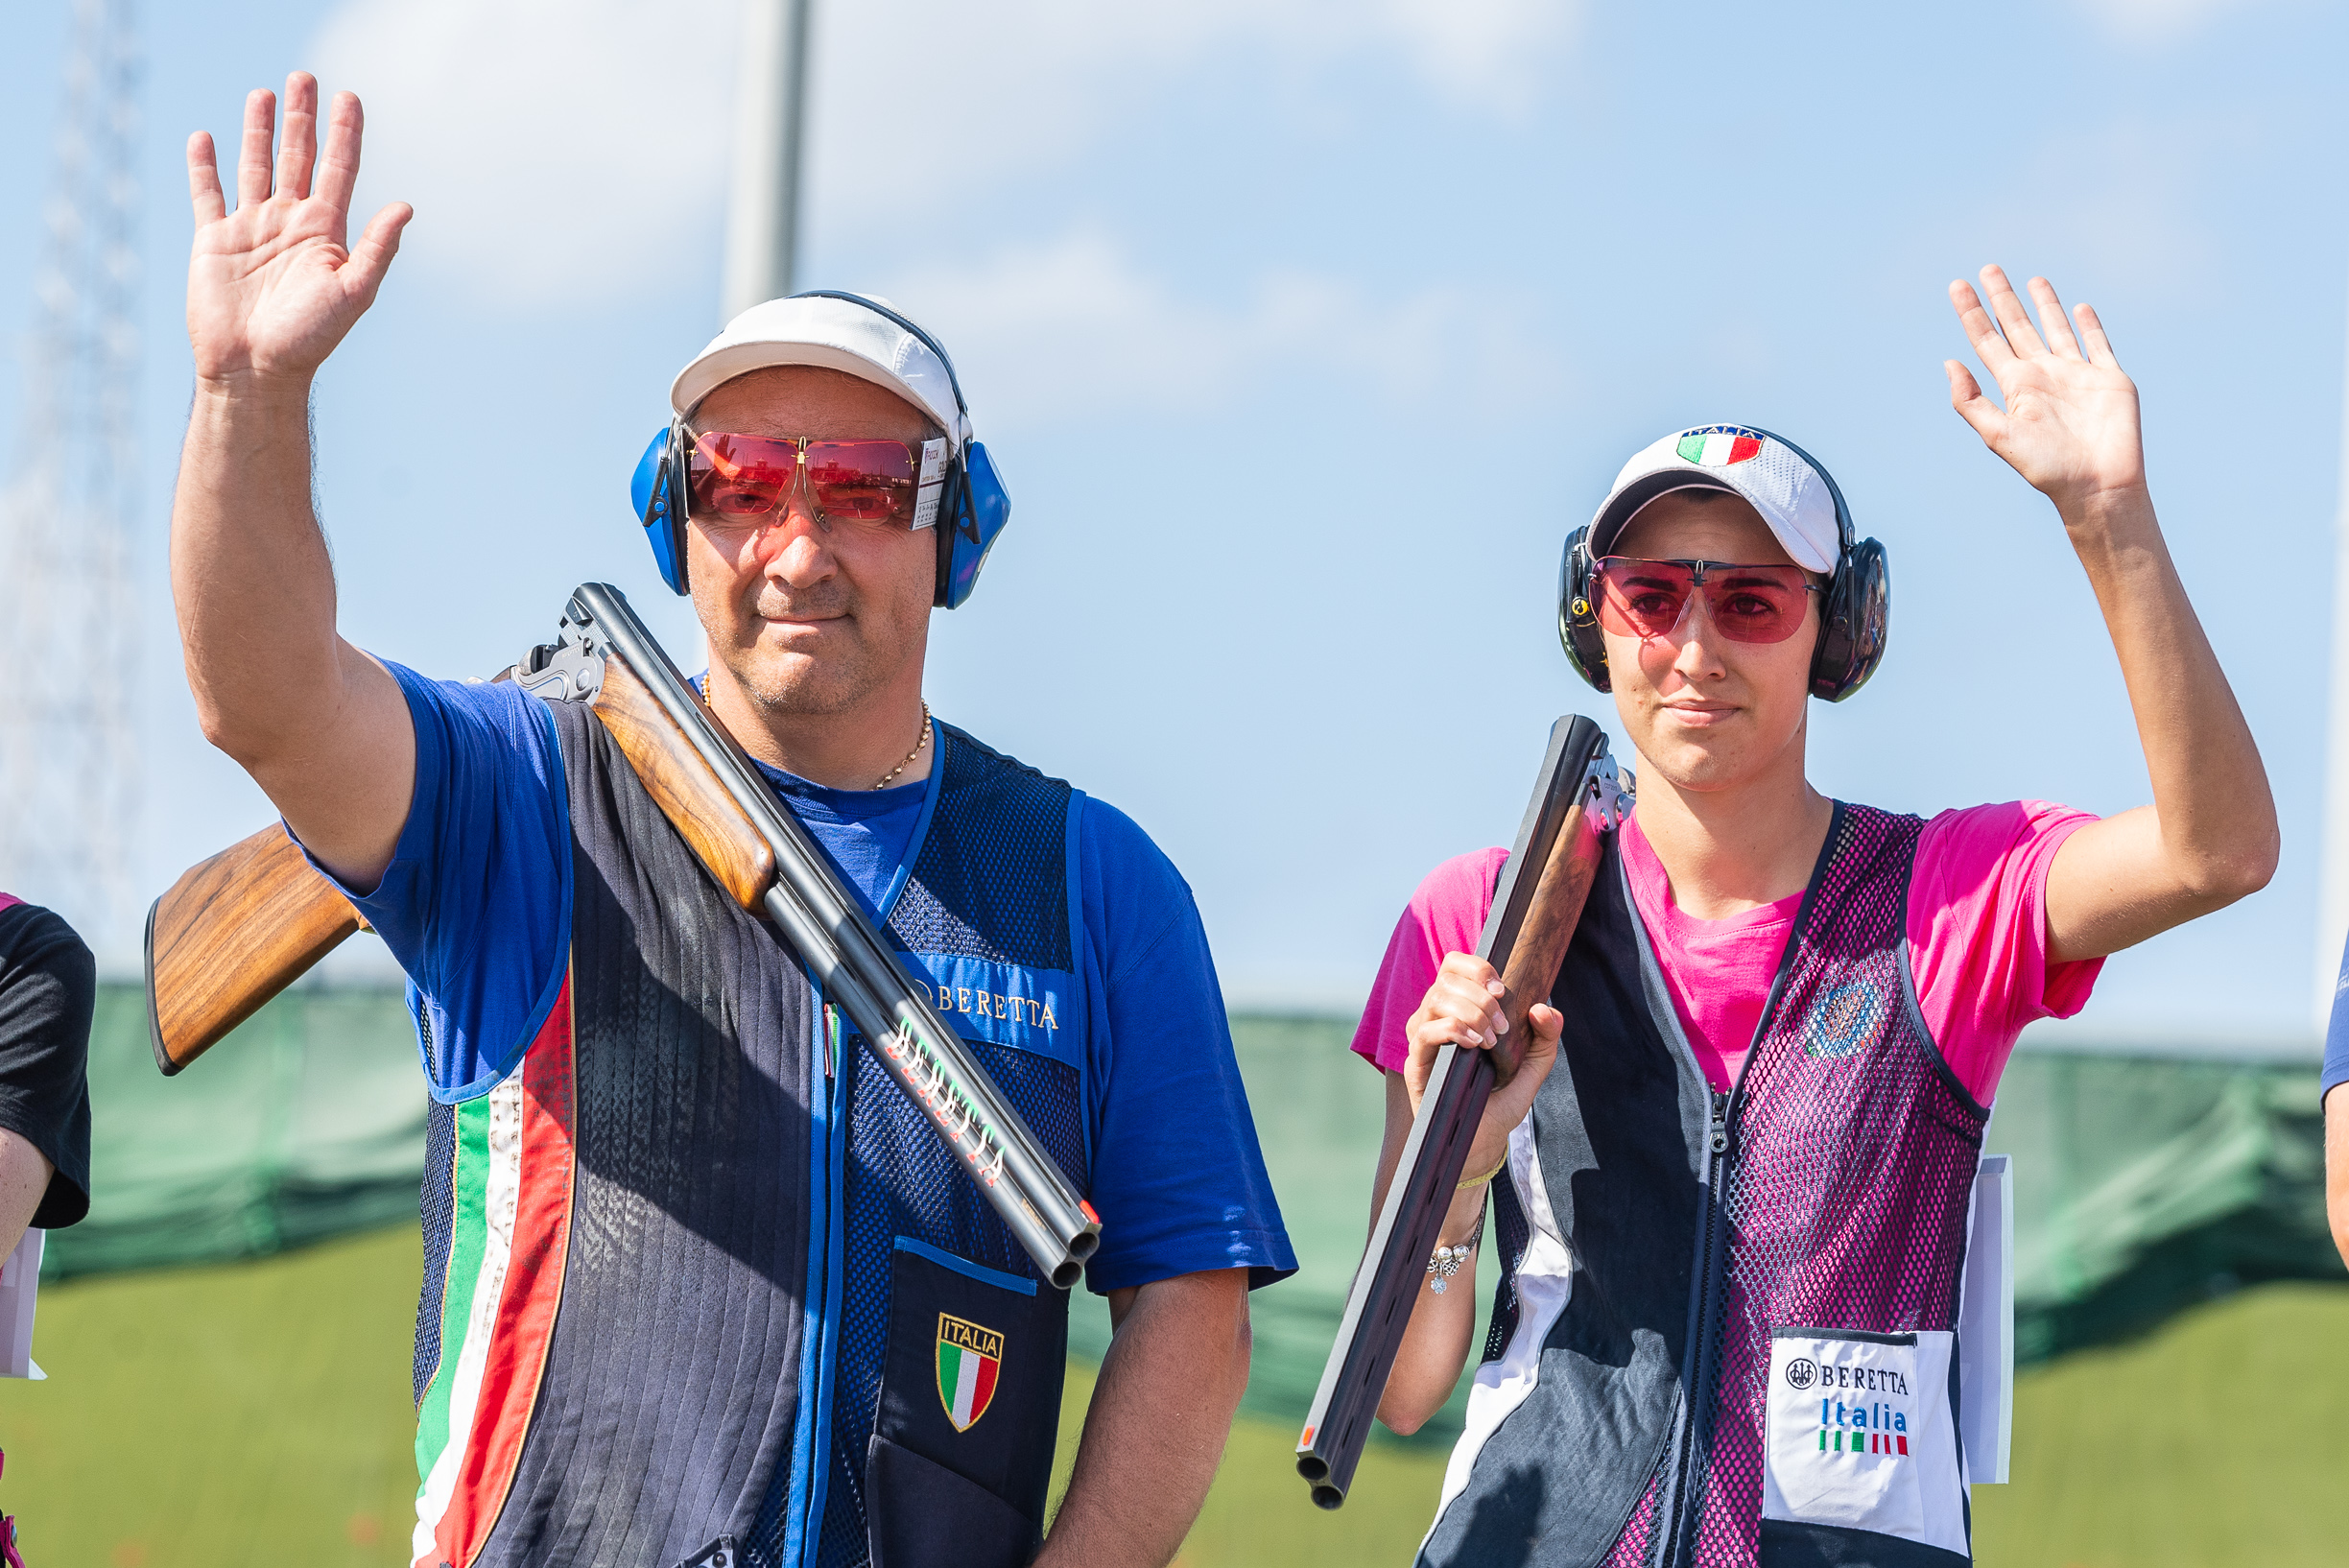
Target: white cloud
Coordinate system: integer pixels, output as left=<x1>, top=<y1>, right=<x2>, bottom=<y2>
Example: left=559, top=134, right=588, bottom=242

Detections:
left=1920, top=115, right=2243, bottom=299
left=863, top=228, right=1549, bottom=428
left=1369, top=0, right=1576, bottom=107
left=804, top=0, right=1574, bottom=202
left=307, top=0, right=740, bottom=306
left=2076, top=0, right=2263, bottom=43
left=303, top=0, right=1576, bottom=305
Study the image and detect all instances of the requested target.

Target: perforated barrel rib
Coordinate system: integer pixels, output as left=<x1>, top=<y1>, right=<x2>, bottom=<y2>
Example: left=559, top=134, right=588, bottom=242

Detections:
left=1687, top=807, right=1987, bottom=1565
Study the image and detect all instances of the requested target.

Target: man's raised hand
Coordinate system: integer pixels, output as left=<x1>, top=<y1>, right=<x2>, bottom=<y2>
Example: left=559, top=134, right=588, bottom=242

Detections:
left=186, top=74, right=411, bottom=389
left=1945, top=265, right=2147, bottom=515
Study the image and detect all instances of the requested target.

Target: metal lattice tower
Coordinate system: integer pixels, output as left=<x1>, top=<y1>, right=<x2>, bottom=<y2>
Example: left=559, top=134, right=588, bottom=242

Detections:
left=0, top=0, right=141, bottom=949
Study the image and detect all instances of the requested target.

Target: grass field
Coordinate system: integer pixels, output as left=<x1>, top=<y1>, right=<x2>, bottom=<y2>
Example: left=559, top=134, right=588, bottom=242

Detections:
left=0, top=1225, right=2341, bottom=1565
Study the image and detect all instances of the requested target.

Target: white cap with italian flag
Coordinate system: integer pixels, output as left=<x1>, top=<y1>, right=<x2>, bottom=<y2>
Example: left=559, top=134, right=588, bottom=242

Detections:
left=1587, top=424, right=1847, bottom=574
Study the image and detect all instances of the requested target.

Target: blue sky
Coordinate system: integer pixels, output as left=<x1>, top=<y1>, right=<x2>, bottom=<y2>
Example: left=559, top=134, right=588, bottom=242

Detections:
left=1, top=0, right=2343, bottom=1041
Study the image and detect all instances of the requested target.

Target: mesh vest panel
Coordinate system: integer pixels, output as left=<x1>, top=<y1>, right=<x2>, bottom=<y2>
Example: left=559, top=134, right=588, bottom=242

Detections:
left=468, top=701, right=819, bottom=1568
left=415, top=1097, right=458, bottom=1407
left=1684, top=806, right=1985, bottom=1566
left=793, top=725, right=1088, bottom=1568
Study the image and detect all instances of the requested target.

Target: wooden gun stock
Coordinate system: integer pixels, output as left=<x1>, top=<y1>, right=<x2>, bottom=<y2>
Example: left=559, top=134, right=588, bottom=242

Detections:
left=1485, top=773, right=1612, bottom=1085
left=146, top=583, right=1100, bottom=1282
left=588, top=655, right=775, bottom=911
left=142, top=659, right=777, bottom=1078
left=145, top=823, right=363, bottom=1074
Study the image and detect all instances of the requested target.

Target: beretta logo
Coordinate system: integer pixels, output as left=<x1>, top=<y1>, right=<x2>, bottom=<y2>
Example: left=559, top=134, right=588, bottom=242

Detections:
left=937, top=1313, right=1005, bottom=1433
left=1785, top=1357, right=1818, bottom=1390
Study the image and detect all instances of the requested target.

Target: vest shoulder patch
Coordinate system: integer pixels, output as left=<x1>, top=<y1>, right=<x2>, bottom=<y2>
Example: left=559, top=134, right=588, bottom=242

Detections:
left=904, top=954, right=1078, bottom=1067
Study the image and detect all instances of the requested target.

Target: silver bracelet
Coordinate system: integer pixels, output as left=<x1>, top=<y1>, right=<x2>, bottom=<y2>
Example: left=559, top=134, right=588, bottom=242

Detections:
left=1426, top=1208, right=1487, bottom=1295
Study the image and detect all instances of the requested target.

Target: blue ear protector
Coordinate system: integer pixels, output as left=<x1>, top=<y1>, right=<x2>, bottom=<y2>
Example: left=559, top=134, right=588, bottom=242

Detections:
left=1556, top=428, right=1889, bottom=702
left=629, top=290, right=1011, bottom=608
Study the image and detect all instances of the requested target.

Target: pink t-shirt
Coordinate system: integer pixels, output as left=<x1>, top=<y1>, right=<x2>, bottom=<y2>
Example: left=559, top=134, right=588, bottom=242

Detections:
left=1349, top=802, right=2102, bottom=1105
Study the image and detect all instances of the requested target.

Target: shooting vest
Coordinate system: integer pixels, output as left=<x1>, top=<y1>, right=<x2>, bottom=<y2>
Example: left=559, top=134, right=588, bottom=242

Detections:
left=1421, top=804, right=1985, bottom=1568
left=410, top=703, right=1088, bottom=1568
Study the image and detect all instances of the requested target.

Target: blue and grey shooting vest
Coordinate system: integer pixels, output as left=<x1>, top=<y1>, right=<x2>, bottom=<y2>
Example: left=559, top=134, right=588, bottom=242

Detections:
left=409, top=704, right=1087, bottom=1568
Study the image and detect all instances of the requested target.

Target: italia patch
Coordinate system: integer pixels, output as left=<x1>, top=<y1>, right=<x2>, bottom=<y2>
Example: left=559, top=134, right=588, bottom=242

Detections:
left=1676, top=425, right=1764, bottom=466
left=937, top=1313, right=1005, bottom=1432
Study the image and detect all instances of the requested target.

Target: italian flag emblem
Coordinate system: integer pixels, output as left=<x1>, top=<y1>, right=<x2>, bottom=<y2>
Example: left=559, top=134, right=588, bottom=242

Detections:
left=937, top=1314, right=1005, bottom=1433
left=1676, top=427, right=1763, bottom=466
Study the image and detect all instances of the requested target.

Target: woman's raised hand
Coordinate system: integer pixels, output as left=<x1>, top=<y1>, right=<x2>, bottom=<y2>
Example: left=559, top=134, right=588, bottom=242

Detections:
left=1945, top=265, right=2147, bottom=514
left=1404, top=952, right=1563, bottom=1180
left=186, top=73, right=412, bottom=389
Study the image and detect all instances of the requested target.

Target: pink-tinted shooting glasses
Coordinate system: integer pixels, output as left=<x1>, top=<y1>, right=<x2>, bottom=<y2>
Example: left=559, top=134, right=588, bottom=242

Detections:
left=685, top=430, right=922, bottom=530
left=1592, top=557, right=1821, bottom=646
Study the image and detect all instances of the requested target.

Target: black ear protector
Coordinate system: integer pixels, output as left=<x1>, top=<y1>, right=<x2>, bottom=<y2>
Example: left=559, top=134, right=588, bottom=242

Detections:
left=1556, top=428, right=1889, bottom=702
left=631, top=291, right=1010, bottom=608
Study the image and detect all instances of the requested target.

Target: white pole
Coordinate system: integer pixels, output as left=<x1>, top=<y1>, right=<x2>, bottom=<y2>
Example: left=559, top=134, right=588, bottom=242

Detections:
left=722, top=0, right=813, bottom=322
left=2313, top=280, right=2349, bottom=1032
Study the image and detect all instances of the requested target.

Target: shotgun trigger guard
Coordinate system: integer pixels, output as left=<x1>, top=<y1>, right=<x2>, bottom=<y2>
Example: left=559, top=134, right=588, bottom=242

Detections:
left=509, top=610, right=608, bottom=704
left=1583, top=749, right=1633, bottom=831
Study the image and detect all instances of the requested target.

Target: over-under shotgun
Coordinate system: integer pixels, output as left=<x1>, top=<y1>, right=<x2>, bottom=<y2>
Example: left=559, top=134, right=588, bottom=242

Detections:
left=144, top=582, right=1101, bottom=1288
left=1294, top=714, right=1628, bottom=1509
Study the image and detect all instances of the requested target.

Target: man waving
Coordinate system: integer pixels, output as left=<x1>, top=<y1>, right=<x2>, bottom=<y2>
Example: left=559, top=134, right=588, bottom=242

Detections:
left=171, top=76, right=1292, bottom=1568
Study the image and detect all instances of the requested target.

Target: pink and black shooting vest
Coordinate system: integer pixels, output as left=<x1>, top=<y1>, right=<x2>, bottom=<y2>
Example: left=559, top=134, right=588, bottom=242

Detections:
left=1421, top=804, right=1987, bottom=1568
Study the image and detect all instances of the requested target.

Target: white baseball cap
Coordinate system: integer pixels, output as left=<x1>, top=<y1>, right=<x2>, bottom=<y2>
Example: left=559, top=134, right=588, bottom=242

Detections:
left=1588, top=424, right=1848, bottom=574
left=668, top=292, right=971, bottom=447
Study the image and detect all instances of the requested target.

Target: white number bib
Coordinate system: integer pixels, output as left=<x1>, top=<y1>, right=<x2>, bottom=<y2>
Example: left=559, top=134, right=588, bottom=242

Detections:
left=1761, top=1328, right=1968, bottom=1558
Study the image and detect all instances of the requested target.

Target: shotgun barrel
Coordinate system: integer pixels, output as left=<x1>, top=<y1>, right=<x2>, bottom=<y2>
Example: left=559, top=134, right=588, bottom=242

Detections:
left=1294, top=714, right=1626, bottom=1508
left=145, top=583, right=1102, bottom=1290
left=545, top=583, right=1101, bottom=1290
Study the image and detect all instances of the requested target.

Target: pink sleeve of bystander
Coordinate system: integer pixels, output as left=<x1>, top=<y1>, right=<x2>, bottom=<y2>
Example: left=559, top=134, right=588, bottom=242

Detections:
left=1348, top=848, right=1510, bottom=1076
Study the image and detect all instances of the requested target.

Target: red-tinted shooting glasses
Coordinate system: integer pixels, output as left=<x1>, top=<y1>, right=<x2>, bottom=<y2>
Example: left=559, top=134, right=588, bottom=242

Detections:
left=685, top=429, right=925, bottom=530
left=1592, top=557, right=1821, bottom=645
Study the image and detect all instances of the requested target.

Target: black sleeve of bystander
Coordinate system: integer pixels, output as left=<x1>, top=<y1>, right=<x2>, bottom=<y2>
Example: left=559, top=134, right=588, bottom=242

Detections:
left=0, top=902, right=95, bottom=1228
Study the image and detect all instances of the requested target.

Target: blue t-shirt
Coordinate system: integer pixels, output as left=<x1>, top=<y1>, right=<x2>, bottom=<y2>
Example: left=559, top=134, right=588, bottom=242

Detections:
left=324, top=662, right=1294, bottom=1295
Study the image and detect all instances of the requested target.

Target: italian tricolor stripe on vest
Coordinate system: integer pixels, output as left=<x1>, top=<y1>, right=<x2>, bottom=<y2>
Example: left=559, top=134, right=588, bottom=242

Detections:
left=1677, top=429, right=1762, bottom=466
left=411, top=970, right=579, bottom=1568
left=936, top=1314, right=1005, bottom=1433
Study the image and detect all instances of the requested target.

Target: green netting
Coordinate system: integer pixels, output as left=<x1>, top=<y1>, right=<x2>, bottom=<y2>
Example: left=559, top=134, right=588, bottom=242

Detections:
left=53, top=988, right=2345, bottom=1449
left=1064, top=1015, right=1494, bottom=1448
left=46, top=986, right=427, bottom=1279
left=1984, top=1050, right=2337, bottom=1362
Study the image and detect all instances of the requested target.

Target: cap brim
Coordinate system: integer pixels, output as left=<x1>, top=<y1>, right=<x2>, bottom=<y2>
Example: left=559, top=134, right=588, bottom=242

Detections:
left=1589, top=472, right=1741, bottom=557
left=1589, top=468, right=1834, bottom=573
left=670, top=342, right=954, bottom=439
